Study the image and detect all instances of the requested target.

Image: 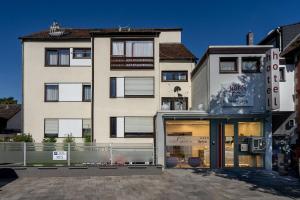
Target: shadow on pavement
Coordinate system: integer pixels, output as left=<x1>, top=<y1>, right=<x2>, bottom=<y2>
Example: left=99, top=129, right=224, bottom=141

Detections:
left=191, top=168, right=300, bottom=198
left=0, top=168, right=18, bottom=190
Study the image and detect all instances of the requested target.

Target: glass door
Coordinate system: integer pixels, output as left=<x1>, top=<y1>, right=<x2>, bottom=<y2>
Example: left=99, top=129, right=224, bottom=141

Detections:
left=224, top=124, right=235, bottom=167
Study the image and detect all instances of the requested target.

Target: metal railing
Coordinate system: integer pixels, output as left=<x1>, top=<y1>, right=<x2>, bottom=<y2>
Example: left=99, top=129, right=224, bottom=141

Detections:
left=0, top=143, right=155, bottom=167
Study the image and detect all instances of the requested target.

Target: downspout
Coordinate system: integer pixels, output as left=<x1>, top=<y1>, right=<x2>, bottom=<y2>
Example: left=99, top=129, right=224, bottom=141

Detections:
left=91, top=35, right=95, bottom=143
left=21, top=41, right=24, bottom=134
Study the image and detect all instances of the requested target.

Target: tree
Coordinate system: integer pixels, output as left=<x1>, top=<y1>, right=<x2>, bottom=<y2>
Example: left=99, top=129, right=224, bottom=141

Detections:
left=0, top=97, right=17, bottom=104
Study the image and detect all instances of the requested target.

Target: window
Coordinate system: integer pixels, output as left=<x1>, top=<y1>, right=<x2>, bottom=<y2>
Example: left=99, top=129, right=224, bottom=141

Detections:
left=162, top=71, right=188, bottom=82
left=73, top=48, right=91, bottom=59
left=46, top=49, right=70, bottom=66
left=82, top=85, right=91, bottom=101
left=125, top=77, right=154, bottom=97
left=242, top=57, right=261, bottom=73
left=110, top=117, right=153, bottom=138
left=45, top=119, right=58, bottom=137
left=110, top=117, right=117, bottom=138
left=45, top=83, right=91, bottom=102
left=279, top=67, right=286, bottom=82
left=110, top=78, right=117, bottom=98
left=219, top=57, right=238, bottom=73
left=112, top=40, right=153, bottom=57
left=45, top=84, right=59, bottom=102
left=111, top=40, right=154, bottom=69
left=161, top=97, right=188, bottom=110
left=110, top=77, right=154, bottom=98
left=82, top=119, right=91, bottom=138
left=125, top=117, right=153, bottom=137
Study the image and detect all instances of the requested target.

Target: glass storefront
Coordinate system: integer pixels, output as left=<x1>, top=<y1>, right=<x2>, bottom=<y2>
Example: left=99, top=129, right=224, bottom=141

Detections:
left=164, top=119, right=265, bottom=169
left=238, top=122, right=264, bottom=168
left=165, top=120, right=210, bottom=168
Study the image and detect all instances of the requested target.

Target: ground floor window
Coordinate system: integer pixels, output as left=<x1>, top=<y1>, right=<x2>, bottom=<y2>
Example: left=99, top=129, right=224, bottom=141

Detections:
left=238, top=122, right=264, bottom=168
left=165, top=120, right=210, bottom=168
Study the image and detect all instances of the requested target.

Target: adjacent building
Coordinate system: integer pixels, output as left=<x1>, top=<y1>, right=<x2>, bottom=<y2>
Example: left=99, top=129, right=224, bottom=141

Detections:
left=20, top=22, right=196, bottom=144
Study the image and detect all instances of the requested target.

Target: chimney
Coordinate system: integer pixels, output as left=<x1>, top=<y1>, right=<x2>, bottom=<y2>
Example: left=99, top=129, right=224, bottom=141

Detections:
left=246, top=32, right=254, bottom=45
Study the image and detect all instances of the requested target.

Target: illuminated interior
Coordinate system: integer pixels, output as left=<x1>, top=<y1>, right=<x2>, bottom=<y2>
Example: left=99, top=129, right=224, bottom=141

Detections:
left=224, top=124, right=234, bottom=167
left=165, top=120, right=210, bottom=168
left=238, top=122, right=264, bottom=167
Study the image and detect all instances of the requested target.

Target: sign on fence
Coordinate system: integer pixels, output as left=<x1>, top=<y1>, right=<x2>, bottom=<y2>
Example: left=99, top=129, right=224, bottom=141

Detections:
left=52, top=151, right=67, bottom=160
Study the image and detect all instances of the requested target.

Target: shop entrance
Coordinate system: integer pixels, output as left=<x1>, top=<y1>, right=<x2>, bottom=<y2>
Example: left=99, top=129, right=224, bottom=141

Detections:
left=219, top=121, right=264, bottom=168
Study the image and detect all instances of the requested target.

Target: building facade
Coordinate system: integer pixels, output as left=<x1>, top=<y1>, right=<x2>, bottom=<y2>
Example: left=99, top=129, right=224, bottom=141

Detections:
left=155, top=45, right=274, bottom=170
left=20, top=22, right=196, bottom=144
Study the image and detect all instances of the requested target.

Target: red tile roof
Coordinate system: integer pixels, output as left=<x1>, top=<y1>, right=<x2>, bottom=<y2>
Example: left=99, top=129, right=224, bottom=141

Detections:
left=159, top=43, right=197, bottom=61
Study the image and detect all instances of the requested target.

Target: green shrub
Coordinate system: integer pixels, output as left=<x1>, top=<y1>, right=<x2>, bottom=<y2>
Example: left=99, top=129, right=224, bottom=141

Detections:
left=13, top=134, right=33, bottom=142
left=43, top=137, right=57, bottom=143
left=63, top=135, right=75, bottom=144
left=84, top=135, right=92, bottom=143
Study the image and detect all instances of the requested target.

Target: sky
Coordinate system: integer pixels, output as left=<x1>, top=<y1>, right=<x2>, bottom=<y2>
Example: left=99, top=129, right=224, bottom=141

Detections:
left=0, top=0, right=300, bottom=102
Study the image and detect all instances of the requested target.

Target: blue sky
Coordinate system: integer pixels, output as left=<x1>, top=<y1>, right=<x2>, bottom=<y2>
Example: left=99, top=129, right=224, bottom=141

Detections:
left=0, top=0, right=299, bottom=102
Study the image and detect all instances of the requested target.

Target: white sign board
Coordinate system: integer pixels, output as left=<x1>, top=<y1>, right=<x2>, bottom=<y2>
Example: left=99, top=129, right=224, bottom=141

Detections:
left=265, top=48, right=280, bottom=110
left=52, top=151, right=67, bottom=161
left=222, top=83, right=253, bottom=107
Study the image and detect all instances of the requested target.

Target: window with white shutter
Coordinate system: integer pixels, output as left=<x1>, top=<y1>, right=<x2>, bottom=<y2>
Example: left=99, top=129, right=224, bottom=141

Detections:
left=124, top=117, right=153, bottom=137
left=124, top=77, right=154, bottom=97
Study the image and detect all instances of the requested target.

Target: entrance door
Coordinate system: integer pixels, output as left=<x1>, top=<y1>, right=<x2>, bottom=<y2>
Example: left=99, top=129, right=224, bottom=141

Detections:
left=223, top=123, right=235, bottom=167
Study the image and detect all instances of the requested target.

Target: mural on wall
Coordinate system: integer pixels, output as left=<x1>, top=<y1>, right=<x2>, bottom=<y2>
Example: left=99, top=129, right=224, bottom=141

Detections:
left=222, top=82, right=254, bottom=107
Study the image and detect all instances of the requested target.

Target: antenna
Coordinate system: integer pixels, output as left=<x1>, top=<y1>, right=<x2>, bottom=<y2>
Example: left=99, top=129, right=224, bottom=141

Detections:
left=49, top=21, right=65, bottom=37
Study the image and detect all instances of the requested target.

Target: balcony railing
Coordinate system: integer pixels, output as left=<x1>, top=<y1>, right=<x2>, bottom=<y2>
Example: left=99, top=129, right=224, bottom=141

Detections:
left=111, top=56, right=154, bottom=69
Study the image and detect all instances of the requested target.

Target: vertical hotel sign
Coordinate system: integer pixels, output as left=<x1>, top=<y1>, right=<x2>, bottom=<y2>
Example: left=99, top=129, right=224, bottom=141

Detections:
left=266, top=48, right=280, bottom=110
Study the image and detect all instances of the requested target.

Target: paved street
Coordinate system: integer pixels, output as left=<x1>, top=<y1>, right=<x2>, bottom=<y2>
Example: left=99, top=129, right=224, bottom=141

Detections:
left=0, top=169, right=299, bottom=200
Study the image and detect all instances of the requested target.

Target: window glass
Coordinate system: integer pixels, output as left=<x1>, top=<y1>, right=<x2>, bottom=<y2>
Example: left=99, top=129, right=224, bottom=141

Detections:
left=83, top=85, right=91, bottom=101
left=59, top=49, right=70, bottom=65
left=73, top=48, right=91, bottom=59
left=45, top=84, right=59, bottom=101
left=242, top=57, right=260, bottom=72
left=82, top=119, right=91, bottom=138
left=112, top=42, right=124, bottom=56
left=46, top=49, right=70, bottom=66
left=161, top=97, right=188, bottom=110
left=47, top=50, right=58, bottom=66
left=162, top=71, right=188, bottom=81
left=166, top=120, right=210, bottom=168
left=110, top=78, right=117, bottom=98
left=238, top=122, right=263, bottom=167
left=279, top=67, right=285, bottom=82
left=45, top=119, right=58, bottom=137
left=220, top=58, right=237, bottom=73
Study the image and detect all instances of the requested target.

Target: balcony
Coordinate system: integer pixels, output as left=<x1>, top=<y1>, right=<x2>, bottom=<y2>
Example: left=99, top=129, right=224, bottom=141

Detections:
left=111, top=56, right=154, bottom=69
